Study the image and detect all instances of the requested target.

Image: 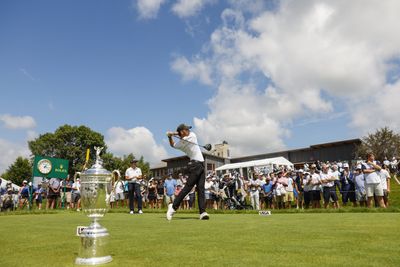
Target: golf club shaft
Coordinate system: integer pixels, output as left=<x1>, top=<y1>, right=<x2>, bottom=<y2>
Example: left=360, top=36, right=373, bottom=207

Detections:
left=173, top=135, right=209, bottom=150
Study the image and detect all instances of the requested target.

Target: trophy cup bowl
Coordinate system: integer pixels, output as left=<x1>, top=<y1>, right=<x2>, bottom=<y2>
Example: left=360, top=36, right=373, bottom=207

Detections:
left=75, top=147, right=113, bottom=265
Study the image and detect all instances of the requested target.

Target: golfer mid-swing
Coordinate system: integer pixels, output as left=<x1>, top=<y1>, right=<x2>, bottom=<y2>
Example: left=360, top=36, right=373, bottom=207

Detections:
left=166, top=124, right=209, bottom=221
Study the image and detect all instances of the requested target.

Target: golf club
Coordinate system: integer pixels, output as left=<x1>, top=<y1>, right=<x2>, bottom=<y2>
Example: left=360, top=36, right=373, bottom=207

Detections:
left=172, top=135, right=212, bottom=151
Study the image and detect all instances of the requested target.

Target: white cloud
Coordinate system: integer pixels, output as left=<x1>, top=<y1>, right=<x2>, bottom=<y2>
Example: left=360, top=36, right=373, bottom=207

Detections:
left=136, top=0, right=166, bottom=19
left=194, top=83, right=289, bottom=156
left=26, top=130, right=38, bottom=141
left=171, top=56, right=213, bottom=85
left=172, top=0, right=215, bottom=18
left=0, top=139, right=30, bottom=175
left=352, top=80, right=400, bottom=133
left=106, top=126, right=168, bottom=164
left=172, top=0, right=400, bottom=156
left=0, top=114, right=36, bottom=129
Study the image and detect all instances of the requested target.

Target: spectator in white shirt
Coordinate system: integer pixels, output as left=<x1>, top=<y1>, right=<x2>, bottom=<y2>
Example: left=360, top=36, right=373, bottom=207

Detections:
left=379, top=164, right=391, bottom=207
left=205, top=176, right=214, bottom=209
left=309, top=165, right=321, bottom=209
left=284, top=173, right=294, bottom=209
left=125, top=159, right=143, bottom=214
left=113, top=170, right=125, bottom=208
left=248, top=174, right=263, bottom=210
left=320, top=164, right=339, bottom=209
left=362, top=153, right=385, bottom=208
left=71, top=178, right=81, bottom=211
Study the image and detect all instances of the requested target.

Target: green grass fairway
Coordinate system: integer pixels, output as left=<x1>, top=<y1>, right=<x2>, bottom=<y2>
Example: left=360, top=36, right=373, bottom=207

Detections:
left=0, top=212, right=399, bottom=267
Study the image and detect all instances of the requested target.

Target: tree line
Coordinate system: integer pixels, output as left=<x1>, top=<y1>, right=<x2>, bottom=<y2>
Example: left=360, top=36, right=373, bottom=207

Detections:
left=1, top=125, right=150, bottom=185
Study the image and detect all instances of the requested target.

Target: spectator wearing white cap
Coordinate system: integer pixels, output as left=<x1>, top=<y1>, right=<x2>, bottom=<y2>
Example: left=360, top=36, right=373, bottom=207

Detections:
left=125, top=159, right=143, bottom=214
left=340, top=163, right=356, bottom=206
left=18, top=180, right=30, bottom=209
left=320, top=164, right=339, bottom=209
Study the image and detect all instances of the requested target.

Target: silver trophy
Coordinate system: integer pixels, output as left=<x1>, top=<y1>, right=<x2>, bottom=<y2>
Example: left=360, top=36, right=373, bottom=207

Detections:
left=75, top=147, right=113, bottom=265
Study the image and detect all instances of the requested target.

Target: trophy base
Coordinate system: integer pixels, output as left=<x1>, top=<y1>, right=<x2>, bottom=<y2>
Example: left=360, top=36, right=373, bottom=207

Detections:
left=75, top=255, right=112, bottom=265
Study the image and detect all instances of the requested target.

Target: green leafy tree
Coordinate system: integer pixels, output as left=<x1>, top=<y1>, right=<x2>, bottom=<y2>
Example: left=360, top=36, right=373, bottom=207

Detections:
left=356, top=127, right=400, bottom=161
left=102, top=152, right=124, bottom=172
left=28, top=125, right=106, bottom=176
left=2, top=157, right=32, bottom=186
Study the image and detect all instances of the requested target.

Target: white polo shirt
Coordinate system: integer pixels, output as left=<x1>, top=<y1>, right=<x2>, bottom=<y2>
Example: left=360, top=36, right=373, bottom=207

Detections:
left=125, top=167, right=142, bottom=183
left=174, top=132, right=204, bottom=162
left=320, top=171, right=334, bottom=187
left=362, top=162, right=380, bottom=185
left=310, top=173, right=321, bottom=190
left=379, top=169, right=390, bottom=190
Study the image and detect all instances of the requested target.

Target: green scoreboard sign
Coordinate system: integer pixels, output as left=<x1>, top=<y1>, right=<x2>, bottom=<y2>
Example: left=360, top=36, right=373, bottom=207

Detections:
left=33, top=155, right=69, bottom=179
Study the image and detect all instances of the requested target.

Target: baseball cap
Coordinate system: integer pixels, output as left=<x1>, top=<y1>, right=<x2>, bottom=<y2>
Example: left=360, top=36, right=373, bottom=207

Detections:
left=130, top=159, right=139, bottom=163
left=176, top=123, right=192, bottom=132
left=23, top=180, right=28, bottom=184
left=343, top=163, right=349, bottom=168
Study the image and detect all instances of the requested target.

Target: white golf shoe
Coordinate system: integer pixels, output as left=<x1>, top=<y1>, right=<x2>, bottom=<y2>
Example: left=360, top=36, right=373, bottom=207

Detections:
left=200, top=212, right=210, bottom=220
left=138, top=210, right=143, bottom=214
left=166, top=204, right=176, bottom=221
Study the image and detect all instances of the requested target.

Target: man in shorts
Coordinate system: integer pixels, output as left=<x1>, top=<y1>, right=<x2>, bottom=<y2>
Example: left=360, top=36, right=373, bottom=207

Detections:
left=47, top=178, right=61, bottom=210
left=71, top=178, right=81, bottom=211
left=362, top=153, right=385, bottom=208
left=320, top=164, right=339, bottom=209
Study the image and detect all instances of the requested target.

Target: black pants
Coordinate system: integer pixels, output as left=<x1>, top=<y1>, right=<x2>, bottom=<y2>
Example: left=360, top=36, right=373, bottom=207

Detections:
left=128, top=183, right=142, bottom=212
left=341, top=184, right=356, bottom=204
left=173, top=161, right=206, bottom=214
left=304, top=191, right=312, bottom=208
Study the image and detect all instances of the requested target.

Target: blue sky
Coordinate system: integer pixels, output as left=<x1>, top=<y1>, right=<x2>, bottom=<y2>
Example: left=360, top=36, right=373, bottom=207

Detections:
left=1, top=0, right=399, bottom=173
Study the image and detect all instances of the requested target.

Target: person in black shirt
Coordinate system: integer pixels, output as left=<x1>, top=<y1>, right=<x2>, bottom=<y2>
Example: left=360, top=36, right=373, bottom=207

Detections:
left=156, top=179, right=164, bottom=209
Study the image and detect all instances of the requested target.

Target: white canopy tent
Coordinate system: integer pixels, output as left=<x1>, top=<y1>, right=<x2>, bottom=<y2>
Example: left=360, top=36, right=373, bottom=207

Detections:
left=215, top=156, right=294, bottom=172
left=0, top=178, right=21, bottom=191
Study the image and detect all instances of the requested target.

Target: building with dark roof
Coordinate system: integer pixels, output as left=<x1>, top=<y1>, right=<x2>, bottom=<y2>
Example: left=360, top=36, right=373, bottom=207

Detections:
left=150, top=138, right=361, bottom=178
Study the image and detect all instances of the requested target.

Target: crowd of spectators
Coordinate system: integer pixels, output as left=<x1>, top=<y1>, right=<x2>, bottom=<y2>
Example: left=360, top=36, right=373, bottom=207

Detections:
left=1, top=153, right=398, bottom=212
left=0, top=175, right=81, bottom=212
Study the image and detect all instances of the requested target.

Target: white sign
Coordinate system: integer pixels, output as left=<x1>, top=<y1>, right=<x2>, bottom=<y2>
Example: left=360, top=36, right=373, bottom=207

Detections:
left=259, top=210, right=272, bottom=216
left=76, top=226, right=88, bottom=236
